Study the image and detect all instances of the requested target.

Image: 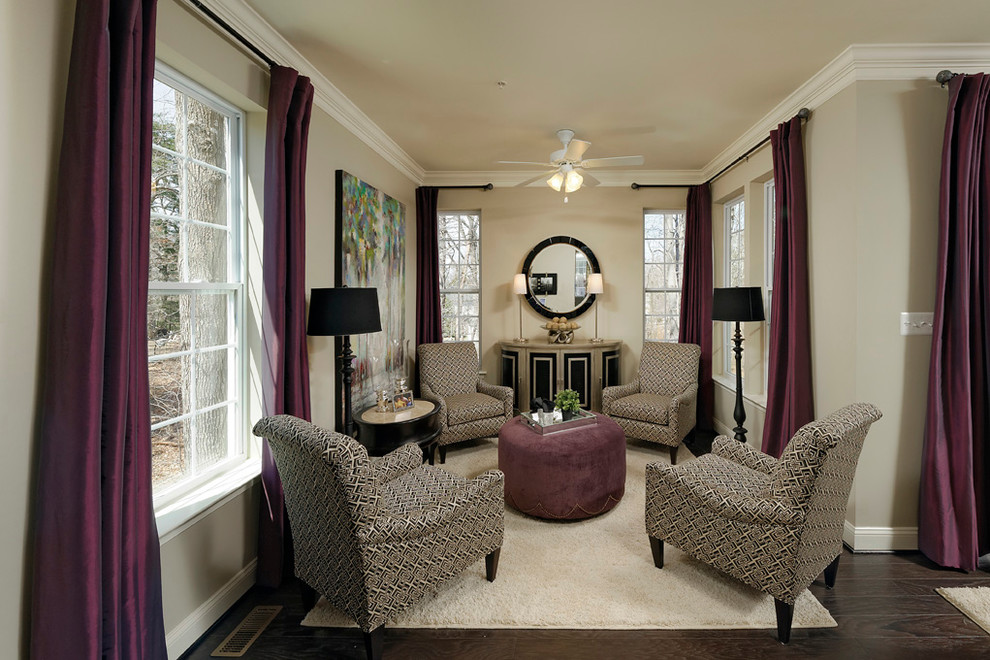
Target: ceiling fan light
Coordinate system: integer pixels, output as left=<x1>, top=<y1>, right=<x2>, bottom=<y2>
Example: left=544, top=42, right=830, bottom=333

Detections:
left=547, top=171, right=564, bottom=191
left=564, top=169, right=583, bottom=193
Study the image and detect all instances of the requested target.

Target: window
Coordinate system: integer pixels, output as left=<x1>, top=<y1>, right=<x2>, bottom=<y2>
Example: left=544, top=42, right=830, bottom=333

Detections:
left=148, top=64, right=245, bottom=507
left=724, top=196, right=745, bottom=375
left=644, top=210, right=686, bottom=342
left=764, top=179, right=775, bottom=326
left=438, top=212, right=481, bottom=353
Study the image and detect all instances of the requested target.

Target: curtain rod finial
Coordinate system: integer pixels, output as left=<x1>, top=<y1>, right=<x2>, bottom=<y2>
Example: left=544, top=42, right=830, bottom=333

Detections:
left=936, top=70, right=957, bottom=86
left=797, top=107, right=811, bottom=120
left=631, top=182, right=640, bottom=190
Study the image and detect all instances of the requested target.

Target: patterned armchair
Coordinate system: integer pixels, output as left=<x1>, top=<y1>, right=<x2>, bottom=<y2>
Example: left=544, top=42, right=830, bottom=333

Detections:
left=417, top=341, right=514, bottom=464
left=601, top=342, right=700, bottom=464
left=645, top=403, right=882, bottom=643
left=253, top=415, right=504, bottom=660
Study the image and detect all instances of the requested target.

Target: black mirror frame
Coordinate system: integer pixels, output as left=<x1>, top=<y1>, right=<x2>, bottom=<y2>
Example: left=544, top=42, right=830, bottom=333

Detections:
left=520, top=235, right=600, bottom=320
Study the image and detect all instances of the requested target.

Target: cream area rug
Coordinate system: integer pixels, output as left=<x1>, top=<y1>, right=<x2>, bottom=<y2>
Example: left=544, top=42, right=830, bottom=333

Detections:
left=937, top=587, right=990, bottom=634
left=303, top=438, right=836, bottom=630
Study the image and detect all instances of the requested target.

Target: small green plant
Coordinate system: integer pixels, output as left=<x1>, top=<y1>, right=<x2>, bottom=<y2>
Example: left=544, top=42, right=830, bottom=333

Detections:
left=554, top=389, right=581, bottom=413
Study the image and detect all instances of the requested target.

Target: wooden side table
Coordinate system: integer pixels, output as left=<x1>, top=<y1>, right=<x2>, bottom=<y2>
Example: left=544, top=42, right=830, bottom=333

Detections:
left=353, top=399, right=441, bottom=463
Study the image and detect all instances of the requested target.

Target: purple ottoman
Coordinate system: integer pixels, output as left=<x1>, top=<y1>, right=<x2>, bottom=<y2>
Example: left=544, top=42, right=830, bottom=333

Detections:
left=498, top=413, right=626, bottom=520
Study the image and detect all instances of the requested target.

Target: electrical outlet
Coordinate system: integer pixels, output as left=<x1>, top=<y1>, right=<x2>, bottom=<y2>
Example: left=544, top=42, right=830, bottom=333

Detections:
left=900, top=312, right=934, bottom=336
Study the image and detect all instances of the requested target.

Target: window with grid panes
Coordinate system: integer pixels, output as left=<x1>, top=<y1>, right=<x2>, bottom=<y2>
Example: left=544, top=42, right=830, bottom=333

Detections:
left=438, top=212, right=481, bottom=354
left=724, top=196, right=745, bottom=375
left=147, top=64, right=245, bottom=507
left=644, top=210, right=686, bottom=342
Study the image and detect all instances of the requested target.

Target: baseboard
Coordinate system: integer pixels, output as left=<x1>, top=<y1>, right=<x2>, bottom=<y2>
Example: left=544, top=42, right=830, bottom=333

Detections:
left=712, top=418, right=733, bottom=438
left=166, top=558, right=257, bottom=659
left=843, top=521, right=918, bottom=552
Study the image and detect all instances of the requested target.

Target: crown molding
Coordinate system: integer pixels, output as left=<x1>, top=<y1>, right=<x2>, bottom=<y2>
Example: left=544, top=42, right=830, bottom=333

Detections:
left=701, top=43, right=990, bottom=181
left=194, top=0, right=425, bottom=184
left=422, top=169, right=702, bottom=188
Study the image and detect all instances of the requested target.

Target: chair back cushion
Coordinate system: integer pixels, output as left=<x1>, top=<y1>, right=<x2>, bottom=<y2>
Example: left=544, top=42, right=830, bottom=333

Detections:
left=252, top=415, right=379, bottom=588
left=418, top=342, right=479, bottom=397
left=639, top=342, right=701, bottom=396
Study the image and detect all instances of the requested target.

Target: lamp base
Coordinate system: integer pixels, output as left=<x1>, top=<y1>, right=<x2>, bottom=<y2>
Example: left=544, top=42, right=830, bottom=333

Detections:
left=513, top=337, right=529, bottom=343
left=590, top=337, right=604, bottom=344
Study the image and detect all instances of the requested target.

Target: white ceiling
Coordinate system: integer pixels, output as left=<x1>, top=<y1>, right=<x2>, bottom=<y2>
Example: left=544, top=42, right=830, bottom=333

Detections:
left=243, top=0, right=990, bottom=179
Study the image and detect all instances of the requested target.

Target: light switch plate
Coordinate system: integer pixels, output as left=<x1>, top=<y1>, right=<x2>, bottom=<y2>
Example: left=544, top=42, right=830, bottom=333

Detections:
left=900, top=312, right=934, bottom=336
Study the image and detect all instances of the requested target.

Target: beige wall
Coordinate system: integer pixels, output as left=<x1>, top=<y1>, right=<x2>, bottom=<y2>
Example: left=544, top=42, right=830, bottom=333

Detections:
left=438, top=186, right=689, bottom=383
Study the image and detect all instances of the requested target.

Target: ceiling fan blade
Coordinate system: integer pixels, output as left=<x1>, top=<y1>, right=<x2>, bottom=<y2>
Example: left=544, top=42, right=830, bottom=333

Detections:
left=498, top=160, right=553, bottom=167
left=563, top=139, right=591, bottom=162
left=580, top=155, right=644, bottom=168
left=515, top=169, right=559, bottom=187
left=579, top=170, right=601, bottom=187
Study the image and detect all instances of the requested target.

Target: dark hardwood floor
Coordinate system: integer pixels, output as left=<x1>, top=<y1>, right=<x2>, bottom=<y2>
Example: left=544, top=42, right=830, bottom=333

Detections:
left=181, top=432, right=990, bottom=659
left=180, top=549, right=990, bottom=659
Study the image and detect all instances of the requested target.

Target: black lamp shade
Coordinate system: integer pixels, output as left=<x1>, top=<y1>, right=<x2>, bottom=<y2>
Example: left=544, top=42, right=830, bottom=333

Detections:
left=712, top=287, right=765, bottom=322
left=307, top=287, right=382, bottom=336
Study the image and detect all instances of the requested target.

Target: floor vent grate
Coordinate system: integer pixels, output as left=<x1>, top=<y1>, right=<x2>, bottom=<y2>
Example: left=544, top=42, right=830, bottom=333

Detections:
left=210, top=605, right=282, bottom=657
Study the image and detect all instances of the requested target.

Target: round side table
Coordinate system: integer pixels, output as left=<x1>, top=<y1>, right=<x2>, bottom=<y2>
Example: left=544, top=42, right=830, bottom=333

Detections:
left=354, top=399, right=441, bottom=463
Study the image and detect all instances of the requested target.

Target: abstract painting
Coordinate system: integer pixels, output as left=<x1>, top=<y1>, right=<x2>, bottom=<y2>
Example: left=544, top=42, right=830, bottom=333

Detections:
left=335, top=170, right=406, bottom=424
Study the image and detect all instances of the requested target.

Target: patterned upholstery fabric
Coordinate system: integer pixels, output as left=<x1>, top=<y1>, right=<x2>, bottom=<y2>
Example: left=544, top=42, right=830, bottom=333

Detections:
left=417, top=342, right=514, bottom=453
left=602, top=342, right=700, bottom=449
left=645, top=403, right=882, bottom=605
left=606, top=393, right=670, bottom=425
left=252, top=414, right=505, bottom=633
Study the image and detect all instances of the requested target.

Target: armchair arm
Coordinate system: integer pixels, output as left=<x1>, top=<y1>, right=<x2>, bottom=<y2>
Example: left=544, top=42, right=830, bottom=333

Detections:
left=478, top=380, right=513, bottom=416
left=369, top=443, right=423, bottom=484
left=360, top=469, right=505, bottom=543
left=602, top=378, right=640, bottom=412
left=711, top=435, right=778, bottom=474
left=667, top=383, right=698, bottom=436
left=646, top=460, right=803, bottom=527
left=419, top=382, right=448, bottom=432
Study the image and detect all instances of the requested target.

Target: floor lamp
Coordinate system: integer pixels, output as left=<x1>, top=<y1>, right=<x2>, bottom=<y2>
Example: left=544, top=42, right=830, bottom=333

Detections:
left=587, top=272, right=604, bottom=343
left=307, top=287, right=382, bottom=438
left=512, top=273, right=528, bottom=342
left=712, top=286, right=765, bottom=443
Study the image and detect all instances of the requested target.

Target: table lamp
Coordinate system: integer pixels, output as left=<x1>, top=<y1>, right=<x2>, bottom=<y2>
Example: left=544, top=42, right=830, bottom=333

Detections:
left=587, top=272, right=604, bottom=343
left=712, top=286, right=765, bottom=442
left=307, top=287, right=382, bottom=437
left=513, top=273, right=528, bottom=343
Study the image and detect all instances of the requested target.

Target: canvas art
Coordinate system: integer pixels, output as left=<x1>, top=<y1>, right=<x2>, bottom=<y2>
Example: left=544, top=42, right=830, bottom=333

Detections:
left=335, top=170, right=406, bottom=420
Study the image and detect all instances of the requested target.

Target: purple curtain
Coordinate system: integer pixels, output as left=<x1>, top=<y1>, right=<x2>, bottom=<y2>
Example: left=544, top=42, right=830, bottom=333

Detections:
left=762, top=116, right=814, bottom=458
left=919, top=73, right=990, bottom=572
left=678, top=183, right=714, bottom=431
left=30, top=0, right=166, bottom=658
left=416, top=186, right=442, bottom=345
left=258, top=66, right=315, bottom=588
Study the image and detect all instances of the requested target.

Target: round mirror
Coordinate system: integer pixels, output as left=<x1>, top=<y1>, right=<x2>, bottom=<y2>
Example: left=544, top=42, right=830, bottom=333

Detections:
left=521, top=236, right=600, bottom=319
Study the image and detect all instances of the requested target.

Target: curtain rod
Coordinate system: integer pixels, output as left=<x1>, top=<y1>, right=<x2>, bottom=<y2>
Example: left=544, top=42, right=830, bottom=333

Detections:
left=631, top=107, right=811, bottom=190
left=433, top=184, right=494, bottom=190
left=188, top=0, right=278, bottom=69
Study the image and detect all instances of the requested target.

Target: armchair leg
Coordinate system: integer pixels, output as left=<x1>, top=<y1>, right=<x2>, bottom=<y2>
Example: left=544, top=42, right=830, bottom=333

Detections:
left=823, top=553, right=841, bottom=589
left=669, top=445, right=678, bottom=466
left=363, top=625, right=384, bottom=660
left=774, top=599, right=793, bottom=644
left=299, top=580, right=318, bottom=611
left=427, top=442, right=436, bottom=466
left=649, top=536, right=664, bottom=569
left=438, top=445, right=447, bottom=464
left=485, top=547, right=501, bottom=582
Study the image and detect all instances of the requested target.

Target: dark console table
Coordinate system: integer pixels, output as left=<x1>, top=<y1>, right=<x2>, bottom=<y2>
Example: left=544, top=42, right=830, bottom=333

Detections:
left=354, top=399, right=441, bottom=463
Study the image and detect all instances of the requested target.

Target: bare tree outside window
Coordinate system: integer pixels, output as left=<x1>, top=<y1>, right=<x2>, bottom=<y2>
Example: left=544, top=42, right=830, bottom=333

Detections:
left=148, top=67, right=244, bottom=502
left=438, top=212, right=481, bottom=354
left=644, top=210, right=686, bottom=342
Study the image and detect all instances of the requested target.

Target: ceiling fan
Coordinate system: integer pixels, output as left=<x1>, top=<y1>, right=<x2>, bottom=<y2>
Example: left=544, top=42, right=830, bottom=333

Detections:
left=499, top=129, right=644, bottom=195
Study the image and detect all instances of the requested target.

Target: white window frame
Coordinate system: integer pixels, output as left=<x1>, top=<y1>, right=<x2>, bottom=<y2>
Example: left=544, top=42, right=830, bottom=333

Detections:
left=149, top=62, right=248, bottom=513
left=643, top=209, right=686, bottom=342
left=438, top=211, right=482, bottom=355
left=763, top=179, right=775, bottom=391
left=724, top=196, right=745, bottom=376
